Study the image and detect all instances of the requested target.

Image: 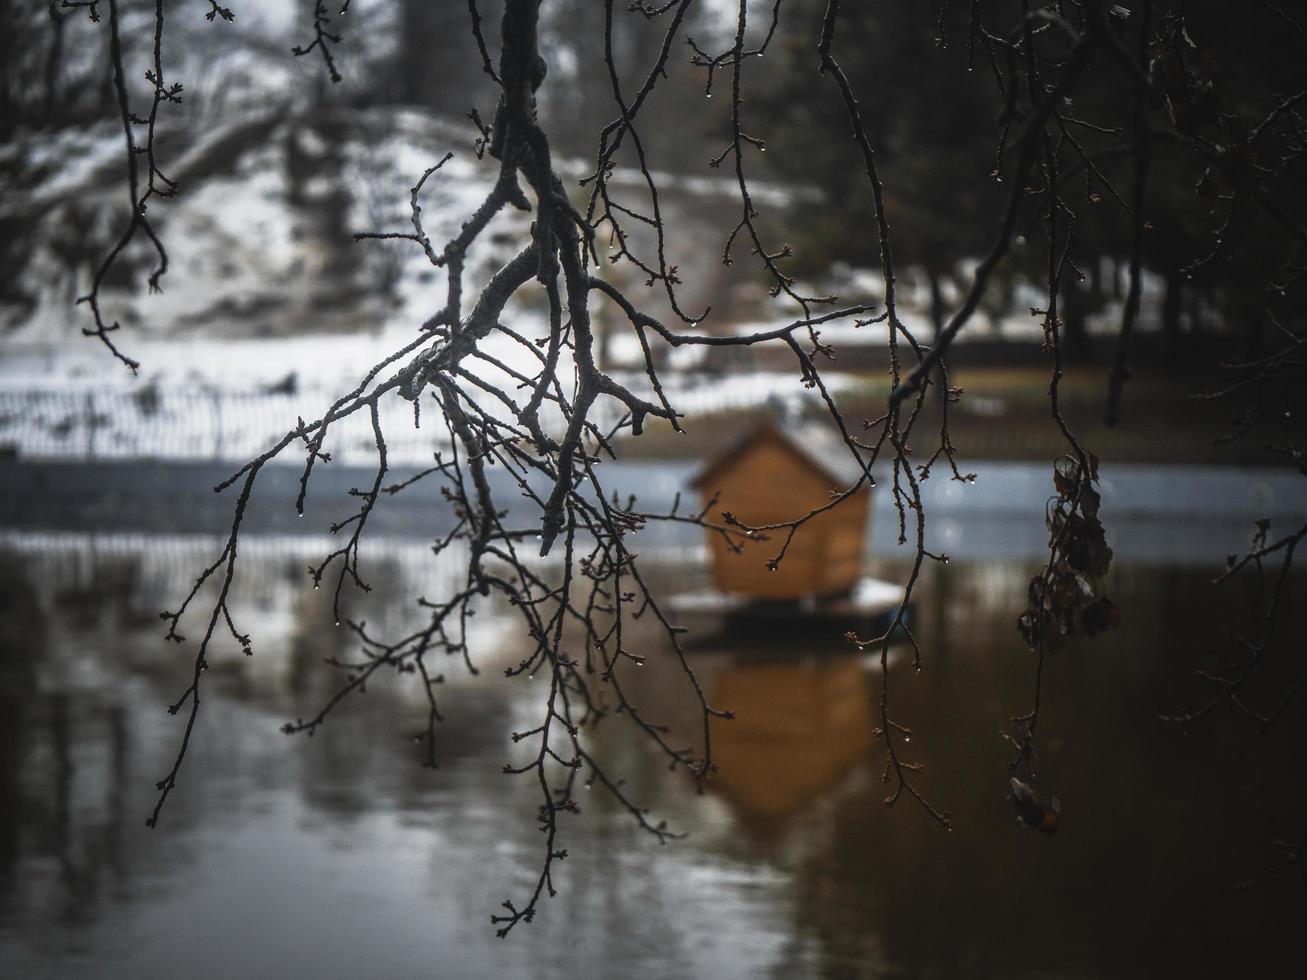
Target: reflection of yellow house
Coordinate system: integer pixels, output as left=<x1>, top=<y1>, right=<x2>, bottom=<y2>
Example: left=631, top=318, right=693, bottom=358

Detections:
left=710, top=657, right=872, bottom=818
left=691, top=419, right=870, bottom=600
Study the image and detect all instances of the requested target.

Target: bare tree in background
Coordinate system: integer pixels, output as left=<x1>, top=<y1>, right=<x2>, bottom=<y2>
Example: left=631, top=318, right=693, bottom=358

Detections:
left=36, top=0, right=1307, bottom=929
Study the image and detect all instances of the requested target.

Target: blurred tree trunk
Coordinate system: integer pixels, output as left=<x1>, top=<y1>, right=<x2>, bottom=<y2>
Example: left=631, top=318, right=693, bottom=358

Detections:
left=1244, top=310, right=1267, bottom=360
left=1162, top=267, right=1183, bottom=366
left=397, top=0, right=500, bottom=116
left=928, top=268, right=945, bottom=344
left=1060, top=274, right=1088, bottom=363
left=928, top=269, right=948, bottom=401
left=0, top=0, right=20, bottom=138
left=43, top=2, right=66, bottom=121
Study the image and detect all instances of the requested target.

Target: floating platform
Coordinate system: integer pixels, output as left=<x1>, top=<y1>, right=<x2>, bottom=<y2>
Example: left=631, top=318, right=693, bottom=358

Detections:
left=667, top=575, right=907, bottom=647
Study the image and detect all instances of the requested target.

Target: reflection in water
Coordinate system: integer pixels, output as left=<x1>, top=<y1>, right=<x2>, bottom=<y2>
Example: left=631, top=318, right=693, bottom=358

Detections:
left=0, top=532, right=1305, bottom=978
left=710, top=658, right=871, bottom=822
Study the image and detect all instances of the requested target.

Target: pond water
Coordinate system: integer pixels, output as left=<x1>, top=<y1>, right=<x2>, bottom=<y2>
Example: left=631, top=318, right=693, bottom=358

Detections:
left=1, top=465, right=1305, bottom=978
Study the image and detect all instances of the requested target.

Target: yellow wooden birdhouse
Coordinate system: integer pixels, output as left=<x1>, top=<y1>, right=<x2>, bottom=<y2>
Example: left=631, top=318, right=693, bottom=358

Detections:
left=690, top=417, right=871, bottom=600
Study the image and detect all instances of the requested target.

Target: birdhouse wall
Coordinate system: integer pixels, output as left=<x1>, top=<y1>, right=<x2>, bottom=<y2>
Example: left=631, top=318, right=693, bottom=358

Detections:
left=699, top=437, right=870, bottom=599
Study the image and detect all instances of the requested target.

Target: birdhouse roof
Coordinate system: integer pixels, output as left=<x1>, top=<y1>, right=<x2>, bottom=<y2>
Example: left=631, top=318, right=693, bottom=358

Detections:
left=689, top=417, right=869, bottom=491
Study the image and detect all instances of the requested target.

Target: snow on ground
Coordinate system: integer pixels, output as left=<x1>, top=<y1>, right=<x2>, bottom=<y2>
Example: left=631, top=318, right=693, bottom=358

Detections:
left=0, top=322, right=864, bottom=466
left=1, top=100, right=870, bottom=466
left=3, top=100, right=1184, bottom=469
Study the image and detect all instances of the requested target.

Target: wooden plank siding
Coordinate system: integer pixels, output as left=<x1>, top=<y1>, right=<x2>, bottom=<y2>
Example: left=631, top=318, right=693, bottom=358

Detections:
left=695, top=427, right=870, bottom=599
